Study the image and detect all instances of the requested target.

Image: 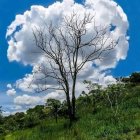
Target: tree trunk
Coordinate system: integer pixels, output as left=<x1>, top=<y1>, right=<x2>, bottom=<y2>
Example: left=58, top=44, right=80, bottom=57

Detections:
left=55, top=107, right=58, bottom=123
left=55, top=113, right=58, bottom=123
left=71, top=77, right=77, bottom=120
left=72, top=96, right=76, bottom=120
left=66, top=92, right=73, bottom=122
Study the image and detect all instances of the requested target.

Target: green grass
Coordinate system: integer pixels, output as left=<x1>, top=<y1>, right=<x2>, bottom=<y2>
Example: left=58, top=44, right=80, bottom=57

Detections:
left=3, top=114, right=140, bottom=140
left=1, top=85, right=140, bottom=140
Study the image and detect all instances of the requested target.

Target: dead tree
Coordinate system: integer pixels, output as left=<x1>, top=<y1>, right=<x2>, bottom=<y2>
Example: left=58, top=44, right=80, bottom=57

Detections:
left=32, top=12, right=118, bottom=122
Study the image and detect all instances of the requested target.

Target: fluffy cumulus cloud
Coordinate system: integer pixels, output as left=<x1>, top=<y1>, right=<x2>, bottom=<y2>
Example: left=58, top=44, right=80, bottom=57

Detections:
left=6, top=88, right=16, bottom=96
left=6, top=83, right=16, bottom=96
left=7, top=84, right=12, bottom=88
left=12, top=105, right=22, bottom=110
left=14, top=94, right=42, bottom=106
left=3, top=111, right=11, bottom=116
left=6, top=0, right=129, bottom=105
left=13, top=92, right=65, bottom=107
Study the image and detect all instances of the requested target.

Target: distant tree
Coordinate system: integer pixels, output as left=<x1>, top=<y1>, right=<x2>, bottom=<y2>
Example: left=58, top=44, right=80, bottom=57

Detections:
left=14, top=112, right=25, bottom=129
left=130, top=72, right=140, bottom=83
left=3, top=115, right=18, bottom=131
left=27, top=105, right=46, bottom=119
left=59, top=100, right=69, bottom=118
left=79, top=90, right=91, bottom=105
left=24, top=113, right=39, bottom=128
left=83, top=80, right=103, bottom=113
left=121, top=77, right=130, bottom=83
left=104, top=83, right=127, bottom=117
left=46, top=98, right=61, bottom=123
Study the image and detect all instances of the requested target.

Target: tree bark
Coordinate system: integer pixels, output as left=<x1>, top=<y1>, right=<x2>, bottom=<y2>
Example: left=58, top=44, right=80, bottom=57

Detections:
left=65, top=92, right=73, bottom=122
left=72, top=77, right=76, bottom=120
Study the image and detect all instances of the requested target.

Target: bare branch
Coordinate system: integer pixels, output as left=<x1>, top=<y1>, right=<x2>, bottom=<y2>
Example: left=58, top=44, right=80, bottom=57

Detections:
left=31, top=12, right=117, bottom=120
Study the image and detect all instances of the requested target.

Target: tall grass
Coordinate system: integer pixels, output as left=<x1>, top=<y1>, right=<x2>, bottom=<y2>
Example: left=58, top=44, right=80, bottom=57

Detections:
left=2, top=85, right=140, bottom=140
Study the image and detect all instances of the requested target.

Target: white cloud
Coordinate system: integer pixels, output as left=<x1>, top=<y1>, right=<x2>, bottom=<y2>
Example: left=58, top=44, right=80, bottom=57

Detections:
left=6, top=0, right=129, bottom=65
left=13, top=92, right=65, bottom=107
left=14, top=94, right=42, bottom=106
left=16, top=73, right=37, bottom=92
left=6, top=88, right=16, bottom=96
left=6, top=0, right=129, bottom=103
left=10, top=105, right=22, bottom=110
left=43, top=91, right=66, bottom=102
left=2, top=111, right=11, bottom=116
left=7, top=84, right=12, bottom=88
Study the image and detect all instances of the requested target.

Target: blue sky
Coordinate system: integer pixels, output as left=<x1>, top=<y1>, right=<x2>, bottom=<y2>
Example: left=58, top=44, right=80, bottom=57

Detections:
left=0, top=0, right=55, bottom=113
left=0, top=0, right=140, bottom=114
left=112, top=0, right=140, bottom=77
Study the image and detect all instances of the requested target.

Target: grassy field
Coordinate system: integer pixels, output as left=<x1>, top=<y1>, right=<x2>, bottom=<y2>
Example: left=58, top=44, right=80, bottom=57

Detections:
left=1, top=85, right=140, bottom=140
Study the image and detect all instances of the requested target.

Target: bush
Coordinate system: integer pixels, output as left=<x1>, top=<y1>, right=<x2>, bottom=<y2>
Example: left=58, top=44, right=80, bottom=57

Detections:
left=0, top=126, right=4, bottom=134
left=24, top=113, right=39, bottom=128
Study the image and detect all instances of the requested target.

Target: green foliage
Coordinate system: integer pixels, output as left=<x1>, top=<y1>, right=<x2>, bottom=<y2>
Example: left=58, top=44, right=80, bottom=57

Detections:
left=46, top=99, right=61, bottom=110
left=24, top=113, right=39, bottom=128
left=58, top=100, right=69, bottom=118
left=130, top=72, right=140, bottom=83
left=103, top=83, right=127, bottom=116
left=26, top=105, right=46, bottom=119
left=0, top=127, right=4, bottom=135
left=46, top=98, right=61, bottom=123
left=13, top=112, right=25, bottom=129
left=3, top=116, right=18, bottom=132
left=1, top=77, right=140, bottom=140
left=121, top=72, right=140, bottom=85
left=82, top=80, right=103, bottom=113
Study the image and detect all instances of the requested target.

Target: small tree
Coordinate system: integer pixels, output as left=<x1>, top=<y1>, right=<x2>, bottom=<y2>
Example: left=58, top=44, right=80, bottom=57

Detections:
left=130, top=72, right=140, bottom=84
left=27, top=105, right=46, bottom=119
left=24, top=114, right=39, bottom=128
left=14, top=112, right=25, bottom=129
left=103, top=83, right=126, bottom=117
left=83, top=80, right=103, bottom=113
left=59, top=100, right=69, bottom=118
left=32, top=12, right=118, bottom=122
left=46, top=98, right=61, bottom=123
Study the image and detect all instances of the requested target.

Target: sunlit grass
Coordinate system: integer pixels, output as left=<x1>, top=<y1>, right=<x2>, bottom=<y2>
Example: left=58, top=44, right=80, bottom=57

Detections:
left=1, top=85, right=140, bottom=140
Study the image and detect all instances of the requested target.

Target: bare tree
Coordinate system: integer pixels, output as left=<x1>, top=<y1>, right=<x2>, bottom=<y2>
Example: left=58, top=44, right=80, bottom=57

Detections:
left=32, top=12, right=118, bottom=122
